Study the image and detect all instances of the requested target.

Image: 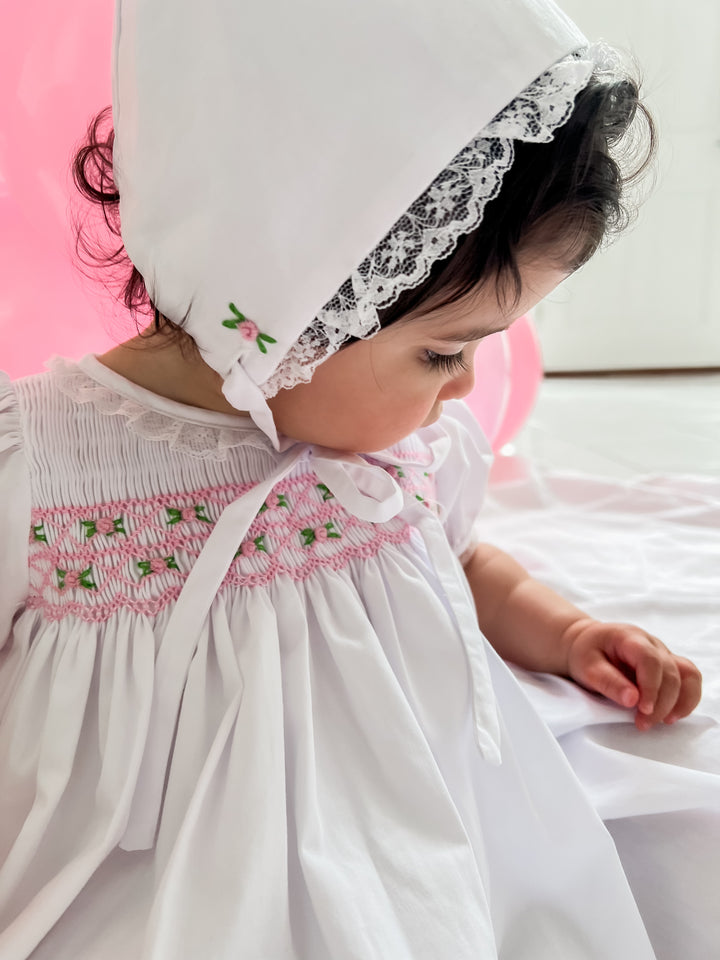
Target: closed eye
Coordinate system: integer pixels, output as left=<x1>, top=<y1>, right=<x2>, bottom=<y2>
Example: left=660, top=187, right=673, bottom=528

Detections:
left=424, top=349, right=470, bottom=374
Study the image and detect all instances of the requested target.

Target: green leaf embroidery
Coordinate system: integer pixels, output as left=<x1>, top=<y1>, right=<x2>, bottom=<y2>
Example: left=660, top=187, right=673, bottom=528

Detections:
left=316, top=483, right=334, bottom=501
left=221, top=303, right=276, bottom=352
left=79, top=568, right=97, bottom=589
left=56, top=566, right=97, bottom=590
left=301, top=522, right=341, bottom=547
left=166, top=508, right=182, bottom=525
left=138, top=556, right=180, bottom=578
left=235, top=534, right=269, bottom=559
left=259, top=492, right=289, bottom=514
left=32, top=523, right=48, bottom=543
left=82, top=517, right=125, bottom=538
left=167, top=505, right=211, bottom=525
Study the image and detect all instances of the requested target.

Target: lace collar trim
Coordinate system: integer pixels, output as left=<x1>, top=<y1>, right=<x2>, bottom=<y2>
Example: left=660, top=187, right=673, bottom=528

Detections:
left=48, top=355, right=274, bottom=461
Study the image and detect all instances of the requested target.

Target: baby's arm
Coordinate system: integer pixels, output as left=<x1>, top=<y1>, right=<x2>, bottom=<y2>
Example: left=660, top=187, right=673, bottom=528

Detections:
left=462, top=542, right=702, bottom=730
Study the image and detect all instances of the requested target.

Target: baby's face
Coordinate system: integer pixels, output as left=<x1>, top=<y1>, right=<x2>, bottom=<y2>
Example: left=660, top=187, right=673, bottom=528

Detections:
left=267, top=261, right=568, bottom=453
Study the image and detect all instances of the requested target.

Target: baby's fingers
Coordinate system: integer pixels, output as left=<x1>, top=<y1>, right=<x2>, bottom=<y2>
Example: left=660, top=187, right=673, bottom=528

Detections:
left=635, top=662, right=681, bottom=730
left=576, top=655, right=640, bottom=709
left=663, top=657, right=703, bottom=724
left=630, top=644, right=666, bottom=718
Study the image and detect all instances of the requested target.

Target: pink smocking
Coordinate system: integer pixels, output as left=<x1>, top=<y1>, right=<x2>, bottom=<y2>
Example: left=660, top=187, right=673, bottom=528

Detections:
left=27, top=471, right=415, bottom=623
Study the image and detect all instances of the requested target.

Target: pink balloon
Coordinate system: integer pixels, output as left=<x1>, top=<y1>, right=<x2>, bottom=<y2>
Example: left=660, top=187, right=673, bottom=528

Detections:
left=0, top=0, right=117, bottom=378
left=466, top=314, right=543, bottom=452
left=493, top=314, right=543, bottom=450
left=464, top=329, right=510, bottom=444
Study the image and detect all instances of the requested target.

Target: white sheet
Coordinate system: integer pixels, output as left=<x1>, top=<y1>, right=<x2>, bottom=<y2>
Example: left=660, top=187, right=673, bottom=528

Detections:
left=480, top=469, right=720, bottom=960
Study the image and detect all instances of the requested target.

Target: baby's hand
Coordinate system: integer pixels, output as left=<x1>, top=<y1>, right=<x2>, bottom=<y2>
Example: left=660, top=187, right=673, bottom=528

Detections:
left=564, top=619, right=702, bottom=730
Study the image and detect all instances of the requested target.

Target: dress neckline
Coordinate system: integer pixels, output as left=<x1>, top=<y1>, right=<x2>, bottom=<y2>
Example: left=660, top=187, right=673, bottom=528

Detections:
left=47, top=355, right=273, bottom=461
left=74, top=354, right=258, bottom=431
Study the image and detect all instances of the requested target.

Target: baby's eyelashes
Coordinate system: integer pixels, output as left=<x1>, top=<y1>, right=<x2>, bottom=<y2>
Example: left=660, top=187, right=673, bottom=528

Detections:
left=423, top=349, right=470, bottom=374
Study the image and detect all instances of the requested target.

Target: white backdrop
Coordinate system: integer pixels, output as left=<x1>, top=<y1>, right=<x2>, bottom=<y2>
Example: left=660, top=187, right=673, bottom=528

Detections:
left=535, top=0, right=720, bottom=371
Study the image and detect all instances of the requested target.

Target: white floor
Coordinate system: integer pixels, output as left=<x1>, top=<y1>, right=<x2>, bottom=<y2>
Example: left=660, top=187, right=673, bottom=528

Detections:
left=492, top=372, right=720, bottom=483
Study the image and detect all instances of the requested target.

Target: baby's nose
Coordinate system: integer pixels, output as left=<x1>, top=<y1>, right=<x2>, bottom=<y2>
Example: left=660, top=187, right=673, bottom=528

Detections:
left=441, top=364, right=476, bottom=401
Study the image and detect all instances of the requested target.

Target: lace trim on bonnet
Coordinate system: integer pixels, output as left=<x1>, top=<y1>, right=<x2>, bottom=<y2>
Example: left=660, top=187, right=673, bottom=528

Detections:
left=263, top=42, right=619, bottom=397
left=49, top=356, right=273, bottom=462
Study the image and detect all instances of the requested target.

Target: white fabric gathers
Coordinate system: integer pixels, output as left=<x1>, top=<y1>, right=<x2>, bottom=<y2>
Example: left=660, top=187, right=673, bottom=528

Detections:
left=0, top=358, right=660, bottom=959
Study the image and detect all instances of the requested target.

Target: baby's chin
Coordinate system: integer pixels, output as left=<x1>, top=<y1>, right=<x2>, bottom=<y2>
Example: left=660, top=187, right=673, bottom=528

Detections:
left=420, top=403, right=443, bottom=428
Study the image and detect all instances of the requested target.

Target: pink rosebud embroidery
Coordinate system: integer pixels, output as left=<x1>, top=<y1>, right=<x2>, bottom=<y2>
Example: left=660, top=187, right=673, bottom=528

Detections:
left=150, top=557, right=167, bottom=574
left=300, top=522, right=340, bottom=547
left=181, top=507, right=197, bottom=522
left=239, top=320, right=259, bottom=342
left=64, top=570, right=81, bottom=588
left=95, top=517, right=115, bottom=535
left=265, top=493, right=280, bottom=509
left=222, top=304, right=277, bottom=353
left=240, top=539, right=257, bottom=557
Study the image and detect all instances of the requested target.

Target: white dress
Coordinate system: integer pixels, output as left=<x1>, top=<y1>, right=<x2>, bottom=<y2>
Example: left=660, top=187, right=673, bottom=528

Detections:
left=0, top=355, right=659, bottom=960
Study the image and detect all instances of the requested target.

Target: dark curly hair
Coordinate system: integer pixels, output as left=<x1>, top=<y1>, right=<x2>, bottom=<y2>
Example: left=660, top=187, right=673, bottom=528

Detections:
left=71, top=63, right=655, bottom=347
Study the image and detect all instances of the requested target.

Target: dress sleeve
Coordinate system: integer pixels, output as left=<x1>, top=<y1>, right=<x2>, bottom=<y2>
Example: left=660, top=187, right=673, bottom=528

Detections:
left=0, top=373, right=31, bottom=645
left=433, top=399, right=494, bottom=563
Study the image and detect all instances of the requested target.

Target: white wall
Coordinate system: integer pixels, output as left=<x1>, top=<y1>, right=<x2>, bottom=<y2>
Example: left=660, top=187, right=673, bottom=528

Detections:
left=535, top=0, right=720, bottom=371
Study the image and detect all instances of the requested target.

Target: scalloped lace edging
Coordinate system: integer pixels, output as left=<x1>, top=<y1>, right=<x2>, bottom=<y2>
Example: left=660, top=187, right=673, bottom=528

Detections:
left=48, top=356, right=272, bottom=461
left=263, top=42, right=618, bottom=397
